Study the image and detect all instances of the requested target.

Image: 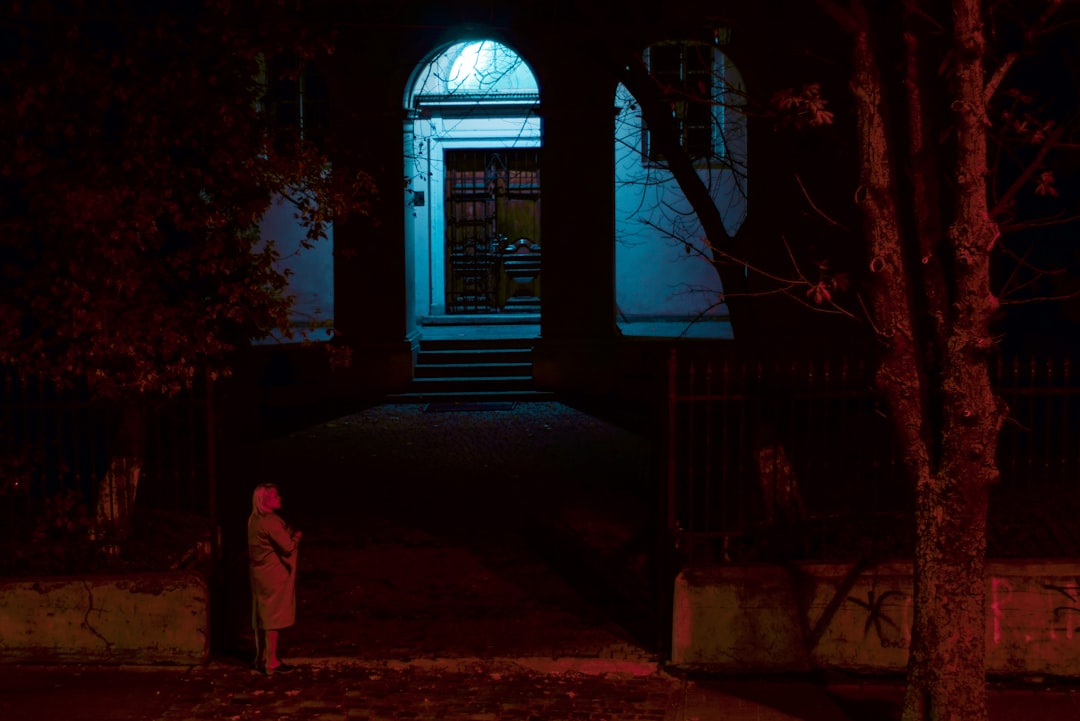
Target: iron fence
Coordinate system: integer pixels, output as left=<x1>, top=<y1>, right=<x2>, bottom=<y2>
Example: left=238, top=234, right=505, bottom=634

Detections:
left=664, top=348, right=1080, bottom=567
left=0, top=371, right=217, bottom=575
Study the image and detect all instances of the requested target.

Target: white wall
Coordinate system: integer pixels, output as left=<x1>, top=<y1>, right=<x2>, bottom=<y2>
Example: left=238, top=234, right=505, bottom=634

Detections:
left=257, top=194, right=335, bottom=343
left=613, top=50, right=747, bottom=337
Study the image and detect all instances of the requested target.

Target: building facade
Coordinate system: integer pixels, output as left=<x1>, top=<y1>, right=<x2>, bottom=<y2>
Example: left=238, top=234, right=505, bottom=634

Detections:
left=256, top=1, right=839, bottom=406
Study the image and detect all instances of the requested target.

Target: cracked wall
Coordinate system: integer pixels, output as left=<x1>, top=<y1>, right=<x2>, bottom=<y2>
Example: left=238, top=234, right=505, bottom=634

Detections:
left=0, top=571, right=209, bottom=665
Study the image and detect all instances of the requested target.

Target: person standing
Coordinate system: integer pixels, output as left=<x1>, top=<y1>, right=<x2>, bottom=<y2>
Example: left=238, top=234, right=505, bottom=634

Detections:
left=248, top=483, right=302, bottom=675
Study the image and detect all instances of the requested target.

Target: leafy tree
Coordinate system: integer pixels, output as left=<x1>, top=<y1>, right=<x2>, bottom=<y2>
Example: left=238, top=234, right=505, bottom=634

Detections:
left=601, top=1, right=1079, bottom=719
left=0, top=0, right=372, bottom=548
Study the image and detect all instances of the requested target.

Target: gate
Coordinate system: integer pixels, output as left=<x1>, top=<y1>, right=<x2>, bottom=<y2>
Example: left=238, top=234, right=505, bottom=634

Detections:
left=0, top=371, right=218, bottom=575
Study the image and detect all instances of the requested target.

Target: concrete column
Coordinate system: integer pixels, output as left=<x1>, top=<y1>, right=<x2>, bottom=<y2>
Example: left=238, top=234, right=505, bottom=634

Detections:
left=323, top=38, right=419, bottom=395
left=538, top=71, right=619, bottom=341
left=332, top=110, right=410, bottom=345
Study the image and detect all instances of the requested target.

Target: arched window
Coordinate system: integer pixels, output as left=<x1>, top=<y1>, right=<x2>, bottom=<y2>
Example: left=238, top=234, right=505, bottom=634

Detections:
left=412, top=40, right=538, bottom=107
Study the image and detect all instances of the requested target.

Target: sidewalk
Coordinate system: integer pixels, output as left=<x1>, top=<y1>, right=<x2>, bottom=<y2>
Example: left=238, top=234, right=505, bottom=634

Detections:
left=3, top=659, right=1080, bottom=721
left=0, top=657, right=853, bottom=721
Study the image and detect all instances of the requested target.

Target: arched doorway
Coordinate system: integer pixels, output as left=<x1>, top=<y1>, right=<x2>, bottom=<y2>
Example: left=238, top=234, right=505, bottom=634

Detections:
left=405, top=40, right=542, bottom=325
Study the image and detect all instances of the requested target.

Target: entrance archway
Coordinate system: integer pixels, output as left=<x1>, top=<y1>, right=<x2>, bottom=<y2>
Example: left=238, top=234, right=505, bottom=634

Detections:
left=405, top=40, right=542, bottom=325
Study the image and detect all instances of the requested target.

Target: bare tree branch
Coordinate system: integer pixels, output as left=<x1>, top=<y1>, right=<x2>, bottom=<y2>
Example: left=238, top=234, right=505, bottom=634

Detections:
left=796, top=173, right=849, bottom=229
left=989, top=123, right=1067, bottom=220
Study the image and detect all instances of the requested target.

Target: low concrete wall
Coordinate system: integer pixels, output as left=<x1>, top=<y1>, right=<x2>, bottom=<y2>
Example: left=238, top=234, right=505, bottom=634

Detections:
left=0, top=571, right=209, bottom=665
left=672, top=560, right=1080, bottom=677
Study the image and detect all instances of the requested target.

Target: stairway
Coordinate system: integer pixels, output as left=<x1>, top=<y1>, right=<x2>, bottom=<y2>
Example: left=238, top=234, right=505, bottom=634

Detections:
left=388, top=335, right=554, bottom=403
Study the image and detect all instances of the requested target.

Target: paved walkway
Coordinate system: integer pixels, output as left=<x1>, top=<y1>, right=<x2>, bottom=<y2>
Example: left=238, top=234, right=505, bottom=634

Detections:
left=4, top=401, right=1080, bottom=720
left=0, top=658, right=863, bottom=721
left=217, top=401, right=662, bottom=661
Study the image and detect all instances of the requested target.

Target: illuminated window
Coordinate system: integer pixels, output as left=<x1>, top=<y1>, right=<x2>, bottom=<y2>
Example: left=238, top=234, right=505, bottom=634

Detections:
left=644, top=42, right=725, bottom=164
left=413, top=40, right=538, bottom=107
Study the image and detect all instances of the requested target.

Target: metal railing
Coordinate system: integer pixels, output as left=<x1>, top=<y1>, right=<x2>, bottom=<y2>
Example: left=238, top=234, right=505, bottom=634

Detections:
left=664, top=349, right=1080, bottom=566
left=0, top=371, right=217, bottom=575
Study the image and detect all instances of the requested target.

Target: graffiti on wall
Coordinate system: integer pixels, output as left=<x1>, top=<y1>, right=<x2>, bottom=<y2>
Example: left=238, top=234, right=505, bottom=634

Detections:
left=829, top=571, right=1080, bottom=652
left=1044, top=581, right=1080, bottom=640
left=673, top=563, right=1080, bottom=674
left=846, top=589, right=908, bottom=649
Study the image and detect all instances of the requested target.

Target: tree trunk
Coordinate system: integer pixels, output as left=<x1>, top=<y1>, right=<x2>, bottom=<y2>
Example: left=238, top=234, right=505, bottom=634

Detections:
left=902, top=1, right=1003, bottom=719
left=904, top=436, right=994, bottom=721
left=93, top=404, right=147, bottom=553
left=841, top=1, right=1002, bottom=719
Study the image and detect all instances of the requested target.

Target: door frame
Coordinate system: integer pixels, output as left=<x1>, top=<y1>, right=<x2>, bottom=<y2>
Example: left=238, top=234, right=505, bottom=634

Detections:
left=429, top=137, right=541, bottom=318
left=410, top=115, right=541, bottom=321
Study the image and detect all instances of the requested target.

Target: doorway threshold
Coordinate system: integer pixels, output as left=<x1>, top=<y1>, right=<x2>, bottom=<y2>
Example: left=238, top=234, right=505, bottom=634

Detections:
left=422, top=314, right=540, bottom=326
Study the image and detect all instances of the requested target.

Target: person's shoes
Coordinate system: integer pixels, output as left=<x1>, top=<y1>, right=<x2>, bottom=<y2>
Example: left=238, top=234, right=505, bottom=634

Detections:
left=264, top=662, right=296, bottom=675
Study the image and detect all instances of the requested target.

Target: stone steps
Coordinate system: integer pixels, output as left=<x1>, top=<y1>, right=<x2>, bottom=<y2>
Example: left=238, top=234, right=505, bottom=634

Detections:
left=387, top=336, right=554, bottom=403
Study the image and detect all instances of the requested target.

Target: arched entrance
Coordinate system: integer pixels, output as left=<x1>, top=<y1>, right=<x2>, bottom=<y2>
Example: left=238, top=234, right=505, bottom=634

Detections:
left=405, top=40, right=542, bottom=325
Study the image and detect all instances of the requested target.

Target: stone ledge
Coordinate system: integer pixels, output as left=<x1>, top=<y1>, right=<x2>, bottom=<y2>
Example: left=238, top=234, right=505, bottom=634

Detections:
left=0, top=571, right=209, bottom=665
left=672, top=560, right=1080, bottom=677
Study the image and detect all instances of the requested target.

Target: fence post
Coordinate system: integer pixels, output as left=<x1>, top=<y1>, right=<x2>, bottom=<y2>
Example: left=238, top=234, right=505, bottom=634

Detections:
left=666, top=347, right=678, bottom=539
left=656, top=346, right=681, bottom=659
